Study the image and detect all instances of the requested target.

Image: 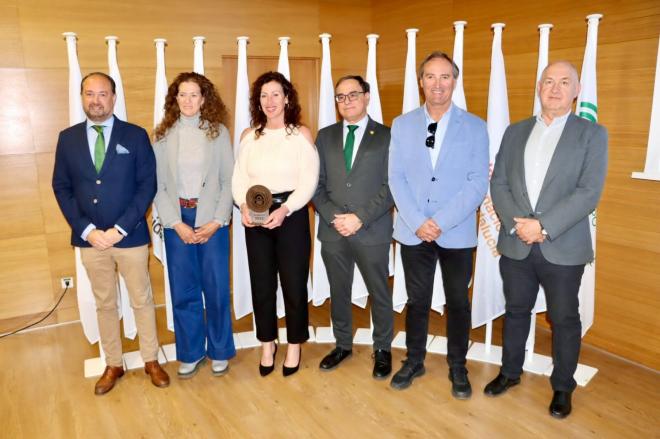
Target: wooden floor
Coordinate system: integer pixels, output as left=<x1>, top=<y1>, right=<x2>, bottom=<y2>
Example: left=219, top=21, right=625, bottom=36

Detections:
left=1, top=305, right=658, bottom=439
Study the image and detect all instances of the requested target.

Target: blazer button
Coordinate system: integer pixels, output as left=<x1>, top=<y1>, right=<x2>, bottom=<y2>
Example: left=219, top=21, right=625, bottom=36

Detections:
left=96, top=179, right=101, bottom=185
left=93, top=199, right=98, bottom=204
left=431, top=177, right=436, bottom=182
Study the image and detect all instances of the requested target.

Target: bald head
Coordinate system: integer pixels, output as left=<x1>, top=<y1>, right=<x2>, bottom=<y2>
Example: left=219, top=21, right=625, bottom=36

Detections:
left=538, top=61, right=581, bottom=121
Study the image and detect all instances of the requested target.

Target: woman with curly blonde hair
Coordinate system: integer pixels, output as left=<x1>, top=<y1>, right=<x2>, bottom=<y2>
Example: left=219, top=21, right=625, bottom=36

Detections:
left=154, top=72, right=235, bottom=378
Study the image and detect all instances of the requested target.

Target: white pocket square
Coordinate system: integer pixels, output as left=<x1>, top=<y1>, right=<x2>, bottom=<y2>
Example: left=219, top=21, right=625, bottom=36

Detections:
left=116, top=144, right=130, bottom=154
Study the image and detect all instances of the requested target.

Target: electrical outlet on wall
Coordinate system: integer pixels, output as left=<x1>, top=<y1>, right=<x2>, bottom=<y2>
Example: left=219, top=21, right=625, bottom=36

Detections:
left=61, top=277, right=74, bottom=289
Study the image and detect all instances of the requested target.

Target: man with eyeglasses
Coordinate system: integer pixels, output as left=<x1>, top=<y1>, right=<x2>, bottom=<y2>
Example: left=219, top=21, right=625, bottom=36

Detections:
left=388, top=52, right=489, bottom=397
left=313, top=75, right=394, bottom=379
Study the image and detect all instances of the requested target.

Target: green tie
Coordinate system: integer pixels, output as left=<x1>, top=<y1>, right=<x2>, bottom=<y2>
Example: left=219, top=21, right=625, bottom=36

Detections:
left=92, top=125, right=105, bottom=173
left=344, top=125, right=358, bottom=173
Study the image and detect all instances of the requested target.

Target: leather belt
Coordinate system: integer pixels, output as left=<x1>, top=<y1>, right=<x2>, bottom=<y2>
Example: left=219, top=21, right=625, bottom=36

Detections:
left=179, top=198, right=199, bottom=208
left=271, top=191, right=292, bottom=206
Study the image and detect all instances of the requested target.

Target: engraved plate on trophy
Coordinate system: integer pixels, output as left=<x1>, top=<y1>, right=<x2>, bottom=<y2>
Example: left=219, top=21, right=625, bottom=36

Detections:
left=246, top=185, right=272, bottom=225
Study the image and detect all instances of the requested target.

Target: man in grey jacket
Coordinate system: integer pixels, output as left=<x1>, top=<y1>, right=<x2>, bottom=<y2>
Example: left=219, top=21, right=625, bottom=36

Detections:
left=485, top=61, right=608, bottom=419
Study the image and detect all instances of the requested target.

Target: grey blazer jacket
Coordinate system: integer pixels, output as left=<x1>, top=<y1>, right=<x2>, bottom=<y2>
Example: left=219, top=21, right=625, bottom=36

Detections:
left=312, top=117, right=394, bottom=245
left=154, top=122, right=234, bottom=228
left=491, top=114, right=608, bottom=265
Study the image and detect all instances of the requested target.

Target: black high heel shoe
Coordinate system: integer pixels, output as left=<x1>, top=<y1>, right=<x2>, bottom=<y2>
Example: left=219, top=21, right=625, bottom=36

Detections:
left=283, top=348, right=301, bottom=377
left=259, top=343, right=277, bottom=377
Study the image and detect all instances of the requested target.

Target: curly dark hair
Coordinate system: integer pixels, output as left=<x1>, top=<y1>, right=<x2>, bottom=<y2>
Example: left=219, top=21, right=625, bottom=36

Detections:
left=154, top=72, right=228, bottom=141
left=249, top=71, right=302, bottom=138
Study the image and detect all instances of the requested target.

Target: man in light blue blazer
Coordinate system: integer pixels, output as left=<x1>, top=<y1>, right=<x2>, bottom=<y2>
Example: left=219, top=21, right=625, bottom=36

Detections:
left=388, top=52, right=489, bottom=397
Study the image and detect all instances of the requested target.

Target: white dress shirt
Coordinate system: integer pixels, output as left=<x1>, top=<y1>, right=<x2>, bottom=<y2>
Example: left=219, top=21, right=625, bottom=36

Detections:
left=424, top=103, right=452, bottom=168
left=524, top=111, right=571, bottom=210
left=342, top=114, right=369, bottom=168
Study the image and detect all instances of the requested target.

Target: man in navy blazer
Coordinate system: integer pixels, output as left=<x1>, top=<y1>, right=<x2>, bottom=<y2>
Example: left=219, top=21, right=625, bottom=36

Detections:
left=485, top=61, right=608, bottom=419
left=52, top=72, right=169, bottom=395
left=388, top=52, right=489, bottom=397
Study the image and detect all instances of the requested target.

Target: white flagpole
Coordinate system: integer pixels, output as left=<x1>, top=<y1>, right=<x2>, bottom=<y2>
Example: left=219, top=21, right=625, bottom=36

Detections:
left=193, top=36, right=205, bottom=75
left=452, top=21, right=467, bottom=111
left=633, top=35, right=660, bottom=180
left=277, top=37, right=291, bottom=81
left=575, top=13, right=603, bottom=336
left=232, top=36, right=258, bottom=348
left=467, top=23, right=509, bottom=364
left=104, top=35, right=137, bottom=342
left=353, top=33, right=386, bottom=345
left=313, top=33, right=338, bottom=343
left=151, top=38, right=174, bottom=334
left=533, top=24, right=553, bottom=115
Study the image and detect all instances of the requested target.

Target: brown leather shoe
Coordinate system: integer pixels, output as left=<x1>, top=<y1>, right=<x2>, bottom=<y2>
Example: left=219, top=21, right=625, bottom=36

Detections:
left=94, top=365, right=125, bottom=395
left=144, top=360, right=170, bottom=388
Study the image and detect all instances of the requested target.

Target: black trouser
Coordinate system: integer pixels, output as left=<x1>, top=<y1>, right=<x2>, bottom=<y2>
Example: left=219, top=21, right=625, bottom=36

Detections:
left=500, top=243, right=585, bottom=391
left=245, top=207, right=311, bottom=344
left=400, top=241, right=473, bottom=368
left=321, top=239, right=393, bottom=351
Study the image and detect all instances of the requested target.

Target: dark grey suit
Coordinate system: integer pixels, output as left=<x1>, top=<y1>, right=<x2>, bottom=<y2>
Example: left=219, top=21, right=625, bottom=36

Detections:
left=491, top=113, right=608, bottom=391
left=312, top=117, right=394, bottom=350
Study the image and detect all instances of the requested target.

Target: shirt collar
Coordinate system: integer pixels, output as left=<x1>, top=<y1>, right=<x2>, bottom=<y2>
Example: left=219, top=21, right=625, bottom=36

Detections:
left=536, top=110, right=571, bottom=127
left=86, top=115, right=115, bottom=130
left=343, top=114, right=369, bottom=131
left=424, top=102, right=453, bottom=124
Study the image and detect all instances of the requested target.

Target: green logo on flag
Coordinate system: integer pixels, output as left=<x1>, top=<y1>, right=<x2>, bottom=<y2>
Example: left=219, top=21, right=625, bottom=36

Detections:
left=578, top=101, right=598, bottom=122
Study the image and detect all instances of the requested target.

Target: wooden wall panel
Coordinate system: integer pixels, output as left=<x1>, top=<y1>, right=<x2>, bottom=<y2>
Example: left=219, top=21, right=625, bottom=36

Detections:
left=373, top=0, right=660, bottom=369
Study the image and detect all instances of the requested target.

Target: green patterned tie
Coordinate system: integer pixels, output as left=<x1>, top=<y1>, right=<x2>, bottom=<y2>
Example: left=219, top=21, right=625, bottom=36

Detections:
left=344, top=125, right=358, bottom=173
left=92, top=125, right=105, bottom=173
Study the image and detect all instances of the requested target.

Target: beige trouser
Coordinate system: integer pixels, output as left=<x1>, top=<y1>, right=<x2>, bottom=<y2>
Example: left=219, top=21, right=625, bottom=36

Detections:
left=80, top=245, right=159, bottom=367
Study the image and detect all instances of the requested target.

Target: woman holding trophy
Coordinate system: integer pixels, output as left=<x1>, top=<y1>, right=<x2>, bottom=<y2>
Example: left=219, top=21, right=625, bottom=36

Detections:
left=232, top=71, right=319, bottom=377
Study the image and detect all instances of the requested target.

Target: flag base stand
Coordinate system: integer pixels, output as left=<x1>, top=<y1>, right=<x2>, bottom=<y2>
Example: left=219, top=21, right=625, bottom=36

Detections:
left=314, top=326, right=336, bottom=343
left=545, top=363, right=599, bottom=387
left=426, top=335, right=448, bottom=354
left=84, top=357, right=108, bottom=378
left=466, top=342, right=503, bottom=364
left=235, top=331, right=260, bottom=349
left=83, top=346, right=169, bottom=378
left=392, top=331, right=434, bottom=350
left=353, top=328, right=373, bottom=345
left=522, top=352, right=553, bottom=375
left=277, top=326, right=316, bottom=344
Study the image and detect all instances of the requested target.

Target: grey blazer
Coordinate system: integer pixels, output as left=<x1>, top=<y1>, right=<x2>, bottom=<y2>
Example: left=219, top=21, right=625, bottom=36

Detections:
left=312, top=117, right=394, bottom=245
left=154, top=122, right=234, bottom=228
left=491, top=114, right=608, bottom=265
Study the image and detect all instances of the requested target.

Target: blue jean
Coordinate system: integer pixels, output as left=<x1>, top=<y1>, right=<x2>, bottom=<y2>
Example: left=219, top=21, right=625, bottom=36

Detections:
left=164, top=207, right=235, bottom=362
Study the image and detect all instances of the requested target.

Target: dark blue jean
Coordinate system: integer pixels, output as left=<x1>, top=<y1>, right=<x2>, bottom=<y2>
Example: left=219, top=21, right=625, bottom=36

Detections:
left=164, top=207, right=236, bottom=362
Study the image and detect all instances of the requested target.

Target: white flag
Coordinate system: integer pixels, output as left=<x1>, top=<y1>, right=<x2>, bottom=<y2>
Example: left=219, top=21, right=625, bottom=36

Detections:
left=105, top=35, right=137, bottom=339
left=366, top=34, right=383, bottom=123
left=575, top=13, right=603, bottom=335
left=277, top=37, right=291, bottom=81
left=232, top=36, right=254, bottom=319
left=533, top=24, right=553, bottom=115
left=452, top=21, right=467, bottom=111
left=193, top=36, right=205, bottom=75
left=151, top=38, right=174, bottom=331
left=471, top=23, right=510, bottom=328
left=63, top=32, right=99, bottom=344
left=401, top=29, right=420, bottom=114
